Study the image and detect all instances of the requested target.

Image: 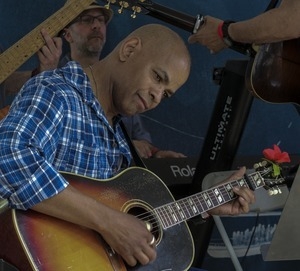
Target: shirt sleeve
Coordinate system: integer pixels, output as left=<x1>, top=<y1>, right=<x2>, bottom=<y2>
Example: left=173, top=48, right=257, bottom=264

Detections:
left=0, top=76, right=69, bottom=210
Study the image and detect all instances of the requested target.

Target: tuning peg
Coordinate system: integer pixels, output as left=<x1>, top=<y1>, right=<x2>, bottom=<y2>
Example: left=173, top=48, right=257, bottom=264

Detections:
left=104, top=0, right=116, bottom=9
left=131, top=6, right=141, bottom=18
left=118, top=1, right=129, bottom=14
left=268, top=187, right=282, bottom=196
left=254, top=160, right=268, bottom=170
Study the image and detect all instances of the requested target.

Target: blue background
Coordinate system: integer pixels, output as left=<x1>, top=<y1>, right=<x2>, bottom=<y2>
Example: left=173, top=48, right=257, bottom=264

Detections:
left=1, top=1, right=299, bottom=270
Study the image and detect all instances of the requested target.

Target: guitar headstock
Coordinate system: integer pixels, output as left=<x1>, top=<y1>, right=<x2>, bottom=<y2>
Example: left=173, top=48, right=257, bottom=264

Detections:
left=252, top=160, right=286, bottom=195
left=101, top=0, right=152, bottom=18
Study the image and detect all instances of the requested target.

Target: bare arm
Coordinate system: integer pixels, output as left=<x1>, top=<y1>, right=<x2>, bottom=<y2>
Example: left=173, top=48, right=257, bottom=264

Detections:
left=188, top=0, right=300, bottom=52
left=230, top=0, right=300, bottom=44
left=133, top=139, right=186, bottom=158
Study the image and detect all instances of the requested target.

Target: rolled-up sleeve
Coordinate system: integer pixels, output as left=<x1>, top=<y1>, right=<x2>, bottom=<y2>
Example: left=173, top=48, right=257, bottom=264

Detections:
left=0, top=79, right=68, bottom=210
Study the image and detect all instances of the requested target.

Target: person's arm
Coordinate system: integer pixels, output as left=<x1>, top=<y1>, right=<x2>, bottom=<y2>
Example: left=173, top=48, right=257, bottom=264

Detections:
left=124, top=115, right=186, bottom=158
left=0, top=82, right=156, bottom=267
left=31, top=184, right=157, bottom=267
left=188, top=0, right=300, bottom=53
left=229, top=0, right=300, bottom=44
left=132, top=139, right=186, bottom=158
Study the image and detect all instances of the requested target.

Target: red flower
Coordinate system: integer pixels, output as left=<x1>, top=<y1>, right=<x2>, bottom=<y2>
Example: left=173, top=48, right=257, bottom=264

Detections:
left=263, top=144, right=291, bottom=164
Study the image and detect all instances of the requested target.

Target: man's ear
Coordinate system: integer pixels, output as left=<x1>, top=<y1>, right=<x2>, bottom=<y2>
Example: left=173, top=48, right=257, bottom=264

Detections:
left=62, top=28, right=73, bottom=43
left=119, top=37, right=142, bottom=62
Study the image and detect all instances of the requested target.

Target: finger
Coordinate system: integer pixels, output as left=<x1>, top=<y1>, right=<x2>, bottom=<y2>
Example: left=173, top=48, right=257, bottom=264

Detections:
left=233, top=186, right=255, bottom=204
left=126, top=244, right=156, bottom=267
left=53, top=36, right=63, bottom=49
left=230, top=166, right=247, bottom=180
left=41, top=29, right=62, bottom=55
left=40, top=29, right=55, bottom=49
left=136, top=251, right=152, bottom=266
left=123, top=254, right=137, bottom=267
left=141, top=244, right=157, bottom=264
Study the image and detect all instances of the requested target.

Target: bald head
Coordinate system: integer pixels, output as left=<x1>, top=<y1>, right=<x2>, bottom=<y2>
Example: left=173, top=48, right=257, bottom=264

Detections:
left=92, top=24, right=191, bottom=118
left=112, top=24, right=191, bottom=88
left=127, top=24, right=190, bottom=60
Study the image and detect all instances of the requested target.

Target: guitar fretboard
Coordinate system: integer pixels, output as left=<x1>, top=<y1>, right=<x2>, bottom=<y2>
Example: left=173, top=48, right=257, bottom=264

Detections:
left=155, top=172, right=262, bottom=229
left=0, top=0, right=94, bottom=84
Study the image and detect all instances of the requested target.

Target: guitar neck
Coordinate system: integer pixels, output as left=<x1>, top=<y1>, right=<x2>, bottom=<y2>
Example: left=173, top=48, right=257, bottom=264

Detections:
left=111, top=0, right=256, bottom=57
left=138, top=1, right=200, bottom=33
left=156, top=171, right=260, bottom=229
left=0, top=0, right=95, bottom=84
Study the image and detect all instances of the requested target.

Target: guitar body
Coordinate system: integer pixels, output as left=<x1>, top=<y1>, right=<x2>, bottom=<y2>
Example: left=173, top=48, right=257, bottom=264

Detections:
left=0, top=167, right=194, bottom=271
left=246, top=38, right=300, bottom=105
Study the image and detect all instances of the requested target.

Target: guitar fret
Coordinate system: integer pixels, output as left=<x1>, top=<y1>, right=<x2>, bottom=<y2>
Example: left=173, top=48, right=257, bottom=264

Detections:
left=248, top=172, right=263, bottom=189
left=159, top=205, right=173, bottom=228
left=191, top=194, right=205, bottom=215
left=175, top=202, right=187, bottom=220
left=213, top=187, right=225, bottom=205
left=157, top=198, right=202, bottom=229
left=225, top=183, right=235, bottom=199
left=202, top=192, right=213, bottom=209
left=188, top=197, right=200, bottom=215
left=168, top=204, right=179, bottom=223
left=180, top=200, right=191, bottom=219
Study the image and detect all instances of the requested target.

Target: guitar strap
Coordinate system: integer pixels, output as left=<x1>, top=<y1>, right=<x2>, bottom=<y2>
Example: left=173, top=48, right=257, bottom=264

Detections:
left=119, top=120, right=147, bottom=168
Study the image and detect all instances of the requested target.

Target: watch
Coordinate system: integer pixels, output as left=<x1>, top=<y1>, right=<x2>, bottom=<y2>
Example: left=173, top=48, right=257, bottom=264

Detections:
left=221, top=20, right=235, bottom=47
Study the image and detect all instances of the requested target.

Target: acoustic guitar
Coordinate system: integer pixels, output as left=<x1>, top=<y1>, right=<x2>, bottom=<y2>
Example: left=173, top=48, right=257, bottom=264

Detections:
left=0, top=163, right=285, bottom=270
left=245, top=38, right=300, bottom=105
left=0, top=0, right=96, bottom=84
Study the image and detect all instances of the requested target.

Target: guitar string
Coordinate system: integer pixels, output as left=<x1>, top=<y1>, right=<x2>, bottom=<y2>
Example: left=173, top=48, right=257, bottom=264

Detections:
left=133, top=169, right=279, bottom=235
left=133, top=181, right=244, bottom=235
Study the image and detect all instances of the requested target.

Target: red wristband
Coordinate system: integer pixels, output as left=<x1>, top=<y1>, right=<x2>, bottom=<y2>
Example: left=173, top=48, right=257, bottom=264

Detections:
left=217, top=21, right=224, bottom=39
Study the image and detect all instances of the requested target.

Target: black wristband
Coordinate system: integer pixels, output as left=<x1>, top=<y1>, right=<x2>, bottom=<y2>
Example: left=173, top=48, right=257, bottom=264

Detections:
left=221, top=20, right=236, bottom=47
left=220, top=20, right=256, bottom=57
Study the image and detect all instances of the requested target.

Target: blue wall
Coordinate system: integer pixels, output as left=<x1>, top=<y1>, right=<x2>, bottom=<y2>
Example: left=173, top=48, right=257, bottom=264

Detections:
left=1, top=0, right=299, bottom=159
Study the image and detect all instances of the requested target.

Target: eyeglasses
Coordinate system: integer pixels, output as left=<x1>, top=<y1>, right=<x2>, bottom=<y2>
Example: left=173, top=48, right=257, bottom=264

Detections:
left=74, top=15, right=107, bottom=25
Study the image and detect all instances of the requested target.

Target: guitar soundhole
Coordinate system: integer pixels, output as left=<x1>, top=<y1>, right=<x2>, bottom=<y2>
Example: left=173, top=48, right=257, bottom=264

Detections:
left=124, top=200, right=161, bottom=245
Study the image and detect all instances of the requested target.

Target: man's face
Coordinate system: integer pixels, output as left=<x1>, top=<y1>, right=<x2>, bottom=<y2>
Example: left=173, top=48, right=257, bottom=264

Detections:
left=111, top=40, right=190, bottom=117
left=65, top=9, right=107, bottom=57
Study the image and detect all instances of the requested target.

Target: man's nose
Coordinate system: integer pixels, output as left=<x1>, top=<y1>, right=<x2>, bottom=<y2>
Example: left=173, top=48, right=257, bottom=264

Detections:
left=149, top=86, right=165, bottom=105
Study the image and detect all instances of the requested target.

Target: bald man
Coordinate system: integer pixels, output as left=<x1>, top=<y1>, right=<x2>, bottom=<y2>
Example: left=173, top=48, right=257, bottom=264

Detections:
left=0, top=24, right=254, bottom=268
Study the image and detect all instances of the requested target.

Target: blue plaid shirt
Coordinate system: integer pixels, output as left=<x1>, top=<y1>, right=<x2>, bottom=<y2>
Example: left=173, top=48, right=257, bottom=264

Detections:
left=0, top=62, right=131, bottom=210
